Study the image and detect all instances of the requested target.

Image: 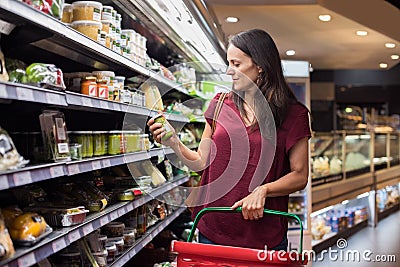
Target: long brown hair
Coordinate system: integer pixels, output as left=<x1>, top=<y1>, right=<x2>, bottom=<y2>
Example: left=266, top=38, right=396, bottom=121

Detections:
left=229, top=29, right=298, bottom=128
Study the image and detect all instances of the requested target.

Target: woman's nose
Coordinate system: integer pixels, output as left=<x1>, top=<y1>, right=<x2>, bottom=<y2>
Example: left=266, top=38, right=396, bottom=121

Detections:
left=226, top=66, right=234, bottom=75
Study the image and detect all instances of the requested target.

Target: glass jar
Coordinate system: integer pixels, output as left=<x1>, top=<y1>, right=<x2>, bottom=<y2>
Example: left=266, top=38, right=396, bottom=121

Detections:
left=124, top=130, right=140, bottom=153
left=140, top=134, right=150, bottom=151
left=108, top=131, right=124, bottom=155
left=70, top=131, right=87, bottom=158
left=97, top=79, right=108, bottom=99
left=93, top=131, right=103, bottom=156
left=153, top=114, right=173, bottom=141
left=85, top=131, right=93, bottom=158
left=81, top=76, right=98, bottom=97
left=69, top=143, right=82, bottom=160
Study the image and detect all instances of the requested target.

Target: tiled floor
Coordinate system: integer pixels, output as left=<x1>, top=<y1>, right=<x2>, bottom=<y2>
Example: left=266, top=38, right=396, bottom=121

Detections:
left=313, top=210, right=399, bottom=267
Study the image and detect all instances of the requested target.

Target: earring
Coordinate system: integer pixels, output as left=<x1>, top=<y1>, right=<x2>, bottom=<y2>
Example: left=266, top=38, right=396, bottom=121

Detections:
left=256, top=74, right=262, bottom=86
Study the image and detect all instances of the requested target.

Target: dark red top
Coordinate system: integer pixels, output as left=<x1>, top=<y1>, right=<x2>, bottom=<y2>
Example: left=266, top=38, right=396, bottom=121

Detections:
left=192, top=92, right=311, bottom=249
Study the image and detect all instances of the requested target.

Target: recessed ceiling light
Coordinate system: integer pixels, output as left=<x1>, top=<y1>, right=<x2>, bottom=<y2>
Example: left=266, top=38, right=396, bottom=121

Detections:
left=286, top=50, right=295, bottom=56
left=385, top=43, right=396, bottom=48
left=356, top=30, right=368, bottom=36
left=379, top=63, right=388, bottom=69
left=225, top=16, right=239, bottom=23
left=318, top=14, right=331, bottom=22
left=391, top=54, right=399, bottom=60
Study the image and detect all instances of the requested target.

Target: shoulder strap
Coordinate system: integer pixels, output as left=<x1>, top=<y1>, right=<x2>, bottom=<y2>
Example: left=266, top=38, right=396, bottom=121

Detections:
left=211, top=92, right=227, bottom=135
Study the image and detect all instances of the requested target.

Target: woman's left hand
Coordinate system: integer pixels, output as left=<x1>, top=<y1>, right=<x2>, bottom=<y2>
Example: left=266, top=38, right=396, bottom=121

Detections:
left=231, top=185, right=267, bottom=220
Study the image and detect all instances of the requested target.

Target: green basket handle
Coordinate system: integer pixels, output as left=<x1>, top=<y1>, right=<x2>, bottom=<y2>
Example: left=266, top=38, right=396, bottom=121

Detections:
left=187, top=207, right=304, bottom=254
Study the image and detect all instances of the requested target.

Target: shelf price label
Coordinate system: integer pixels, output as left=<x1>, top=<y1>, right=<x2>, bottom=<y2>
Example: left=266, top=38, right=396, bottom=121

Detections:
left=0, top=84, right=8, bottom=99
left=16, top=87, right=34, bottom=101
left=46, top=93, right=62, bottom=104
left=68, top=230, right=81, bottom=243
left=67, top=164, right=80, bottom=175
left=113, top=102, right=120, bottom=111
left=100, top=100, right=109, bottom=109
left=52, top=238, right=67, bottom=253
left=82, top=97, right=93, bottom=107
left=102, top=159, right=111, bottom=168
left=17, top=252, right=36, bottom=267
left=13, top=171, right=32, bottom=186
left=82, top=223, right=94, bottom=236
left=99, top=215, right=109, bottom=226
left=110, top=211, right=118, bottom=221
left=50, top=165, right=64, bottom=177
left=117, top=207, right=126, bottom=217
left=91, top=160, right=102, bottom=170
left=0, top=175, right=9, bottom=190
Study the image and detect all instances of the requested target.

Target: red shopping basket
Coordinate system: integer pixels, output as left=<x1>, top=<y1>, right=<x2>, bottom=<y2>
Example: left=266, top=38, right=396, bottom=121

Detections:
left=171, top=207, right=308, bottom=266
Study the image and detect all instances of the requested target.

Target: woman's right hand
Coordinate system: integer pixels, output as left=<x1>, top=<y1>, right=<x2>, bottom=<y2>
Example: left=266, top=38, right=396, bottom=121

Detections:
left=147, top=114, right=180, bottom=149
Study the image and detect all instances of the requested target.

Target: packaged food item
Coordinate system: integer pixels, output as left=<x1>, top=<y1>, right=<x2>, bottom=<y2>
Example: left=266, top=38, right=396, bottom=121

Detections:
left=124, top=131, right=140, bottom=153
left=93, top=249, right=107, bottom=267
left=0, top=210, right=15, bottom=260
left=93, top=131, right=107, bottom=156
left=8, top=212, right=50, bottom=243
left=0, top=38, right=9, bottom=82
left=23, top=0, right=63, bottom=19
left=61, top=3, right=73, bottom=23
left=98, top=31, right=107, bottom=46
left=69, top=143, right=82, bottom=160
left=123, top=228, right=136, bottom=247
left=63, top=72, right=92, bottom=92
left=140, top=133, right=150, bottom=151
left=101, top=6, right=113, bottom=21
left=107, top=236, right=124, bottom=256
left=81, top=76, right=98, bottom=97
left=153, top=114, right=173, bottom=141
left=56, top=251, right=82, bottom=267
left=0, top=127, right=29, bottom=171
left=101, top=20, right=112, bottom=34
left=108, top=131, right=124, bottom=155
left=105, top=34, right=111, bottom=49
left=26, top=206, right=89, bottom=227
left=71, top=1, right=102, bottom=22
left=141, top=82, right=163, bottom=110
left=92, top=71, right=115, bottom=85
left=71, top=20, right=102, bottom=41
left=97, top=79, right=108, bottom=99
left=39, top=110, right=71, bottom=162
left=26, top=63, right=66, bottom=90
left=105, top=243, right=117, bottom=264
left=102, top=222, right=125, bottom=237
left=121, top=29, right=136, bottom=44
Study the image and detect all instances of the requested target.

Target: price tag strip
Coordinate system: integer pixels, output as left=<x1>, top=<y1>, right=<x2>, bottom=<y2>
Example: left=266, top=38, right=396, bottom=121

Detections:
left=16, top=87, right=34, bottom=101
left=52, top=238, right=67, bottom=253
left=13, top=171, right=32, bottom=186
left=0, top=83, right=8, bottom=99
left=68, top=230, right=81, bottom=244
left=50, top=165, right=65, bottom=178
left=0, top=175, right=10, bottom=190
left=46, top=93, right=62, bottom=104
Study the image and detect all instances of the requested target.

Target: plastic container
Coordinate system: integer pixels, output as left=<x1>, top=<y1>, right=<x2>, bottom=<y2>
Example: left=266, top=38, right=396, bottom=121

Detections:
left=93, top=249, right=108, bottom=267
left=101, top=6, right=113, bottom=21
left=71, top=1, right=103, bottom=22
left=101, top=20, right=112, bottom=34
left=71, top=20, right=102, bottom=41
left=61, top=4, right=73, bottom=23
left=92, top=71, right=115, bottom=85
left=98, top=31, right=107, bottom=46
left=140, top=133, right=150, bottom=151
left=108, top=131, right=123, bottom=155
left=121, top=29, right=136, bottom=44
left=98, top=234, right=108, bottom=250
left=69, top=143, right=82, bottom=160
left=105, top=243, right=117, bottom=264
left=93, top=131, right=105, bottom=156
left=114, top=76, right=125, bottom=91
left=107, top=236, right=124, bottom=256
left=123, top=228, right=136, bottom=247
left=57, top=252, right=82, bottom=267
left=102, top=222, right=125, bottom=237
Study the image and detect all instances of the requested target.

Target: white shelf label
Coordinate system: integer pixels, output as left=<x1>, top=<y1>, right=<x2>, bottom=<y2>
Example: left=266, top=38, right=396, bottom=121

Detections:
left=110, top=211, right=118, bottom=221
left=68, top=164, right=80, bottom=175
left=113, top=102, right=120, bottom=111
left=68, top=230, right=81, bottom=243
left=82, top=223, right=94, bottom=236
left=13, top=171, right=32, bottom=186
left=50, top=165, right=64, bottom=178
left=82, top=97, right=93, bottom=107
left=129, top=248, right=137, bottom=257
left=0, top=84, right=8, bottom=99
left=18, top=252, right=36, bottom=267
left=16, top=87, right=34, bottom=101
left=91, top=160, right=102, bottom=170
left=99, top=216, right=109, bottom=226
left=100, top=100, right=109, bottom=109
left=52, top=238, right=67, bottom=253
left=0, top=175, right=9, bottom=190
left=117, top=207, right=126, bottom=217
left=102, top=159, right=111, bottom=168
left=46, top=93, right=62, bottom=104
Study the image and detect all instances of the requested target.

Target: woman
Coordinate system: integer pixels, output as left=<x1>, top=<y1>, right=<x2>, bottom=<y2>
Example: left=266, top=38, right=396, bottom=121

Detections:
left=148, top=29, right=311, bottom=251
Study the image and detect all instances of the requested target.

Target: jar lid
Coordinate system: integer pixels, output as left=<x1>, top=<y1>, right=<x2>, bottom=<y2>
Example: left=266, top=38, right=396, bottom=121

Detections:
left=105, top=243, right=117, bottom=251
left=108, top=236, right=124, bottom=244
left=98, top=235, right=107, bottom=241
left=121, top=29, right=136, bottom=34
left=71, top=20, right=102, bottom=27
left=102, top=5, right=113, bottom=11
left=92, top=71, right=115, bottom=77
left=71, top=1, right=103, bottom=10
left=82, top=76, right=97, bottom=82
left=92, top=250, right=107, bottom=256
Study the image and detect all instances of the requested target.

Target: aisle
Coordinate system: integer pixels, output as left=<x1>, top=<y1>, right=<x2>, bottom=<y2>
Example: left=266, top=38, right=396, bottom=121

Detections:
left=313, top=210, right=399, bottom=266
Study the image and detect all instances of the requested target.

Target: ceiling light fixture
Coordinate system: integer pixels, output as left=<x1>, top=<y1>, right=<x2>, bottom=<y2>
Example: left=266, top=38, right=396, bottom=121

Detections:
left=225, top=16, right=239, bottom=23
left=379, top=63, right=388, bottom=69
left=318, top=14, right=331, bottom=22
left=356, top=30, right=368, bottom=36
left=385, top=43, right=396, bottom=48
left=391, top=54, right=399, bottom=60
left=286, top=50, right=295, bottom=56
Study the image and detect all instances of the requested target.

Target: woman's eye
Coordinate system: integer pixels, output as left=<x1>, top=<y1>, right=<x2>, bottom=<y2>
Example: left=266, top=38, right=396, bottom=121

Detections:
left=233, top=64, right=240, bottom=67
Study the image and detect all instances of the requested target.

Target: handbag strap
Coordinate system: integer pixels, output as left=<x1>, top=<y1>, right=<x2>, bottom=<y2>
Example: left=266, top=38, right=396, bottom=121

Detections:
left=211, top=92, right=227, bottom=135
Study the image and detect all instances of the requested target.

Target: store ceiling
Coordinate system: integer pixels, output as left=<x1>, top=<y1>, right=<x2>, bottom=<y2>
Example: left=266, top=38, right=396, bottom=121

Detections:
left=206, top=0, right=400, bottom=70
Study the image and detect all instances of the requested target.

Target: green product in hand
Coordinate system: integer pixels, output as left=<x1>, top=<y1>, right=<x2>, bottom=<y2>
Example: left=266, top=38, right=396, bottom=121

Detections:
left=153, top=114, right=173, bottom=141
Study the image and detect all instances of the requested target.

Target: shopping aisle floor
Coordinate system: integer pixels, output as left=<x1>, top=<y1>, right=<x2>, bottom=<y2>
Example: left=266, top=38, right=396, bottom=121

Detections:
left=313, top=210, right=399, bottom=266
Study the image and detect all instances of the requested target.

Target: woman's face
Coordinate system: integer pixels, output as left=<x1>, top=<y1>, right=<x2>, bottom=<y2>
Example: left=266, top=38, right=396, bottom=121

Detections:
left=226, top=44, right=260, bottom=92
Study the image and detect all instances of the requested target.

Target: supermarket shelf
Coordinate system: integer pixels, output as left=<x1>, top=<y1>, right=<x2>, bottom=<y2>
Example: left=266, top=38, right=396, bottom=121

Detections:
left=290, top=193, right=305, bottom=197
left=0, top=81, right=67, bottom=106
left=378, top=203, right=399, bottom=221
left=311, top=219, right=368, bottom=254
left=0, top=162, right=66, bottom=191
left=110, top=206, right=187, bottom=267
left=0, top=175, right=190, bottom=267
left=0, top=1, right=196, bottom=101
left=0, top=150, right=170, bottom=190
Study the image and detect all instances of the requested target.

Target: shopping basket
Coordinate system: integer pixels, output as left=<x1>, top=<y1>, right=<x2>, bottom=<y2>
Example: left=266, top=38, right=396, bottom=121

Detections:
left=171, top=207, right=308, bottom=266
